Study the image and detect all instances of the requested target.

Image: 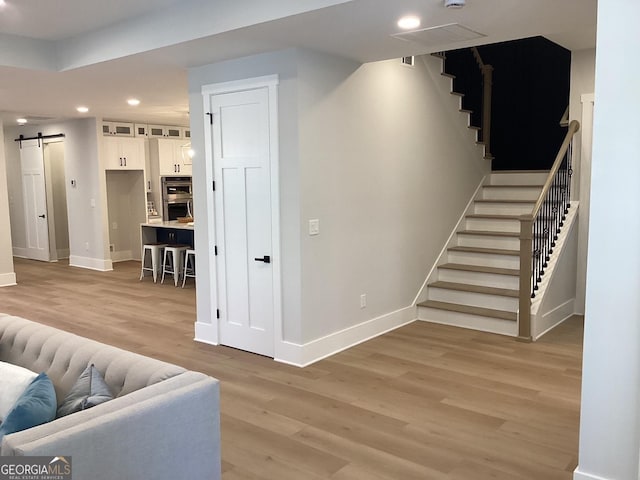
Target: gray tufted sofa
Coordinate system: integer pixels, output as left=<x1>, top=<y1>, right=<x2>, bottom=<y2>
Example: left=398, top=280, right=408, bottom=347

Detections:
left=0, top=313, right=221, bottom=480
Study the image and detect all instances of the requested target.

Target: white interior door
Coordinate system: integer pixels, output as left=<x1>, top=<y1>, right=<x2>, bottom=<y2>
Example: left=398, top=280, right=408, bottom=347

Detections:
left=210, top=86, right=275, bottom=357
left=20, top=139, right=50, bottom=262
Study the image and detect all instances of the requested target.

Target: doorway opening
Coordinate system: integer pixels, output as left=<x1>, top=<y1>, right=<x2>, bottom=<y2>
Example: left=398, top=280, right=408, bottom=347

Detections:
left=16, top=138, right=70, bottom=263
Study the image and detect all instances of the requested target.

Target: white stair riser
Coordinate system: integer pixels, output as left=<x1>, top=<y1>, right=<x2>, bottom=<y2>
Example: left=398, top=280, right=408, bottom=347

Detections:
left=481, top=187, right=542, bottom=201
left=438, top=268, right=519, bottom=289
left=474, top=202, right=534, bottom=215
left=465, top=217, right=521, bottom=232
left=427, top=287, right=518, bottom=311
left=488, top=172, right=549, bottom=185
left=417, top=308, right=518, bottom=337
left=457, top=234, right=520, bottom=250
left=448, top=251, right=520, bottom=269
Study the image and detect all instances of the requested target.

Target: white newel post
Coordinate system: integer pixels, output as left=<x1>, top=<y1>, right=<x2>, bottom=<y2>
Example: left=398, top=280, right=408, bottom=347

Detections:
left=575, top=2, right=640, bottom=480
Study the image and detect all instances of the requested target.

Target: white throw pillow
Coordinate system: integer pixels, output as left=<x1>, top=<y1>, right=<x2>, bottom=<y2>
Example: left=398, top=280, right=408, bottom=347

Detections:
left=0, top=361, right=38, bottom=421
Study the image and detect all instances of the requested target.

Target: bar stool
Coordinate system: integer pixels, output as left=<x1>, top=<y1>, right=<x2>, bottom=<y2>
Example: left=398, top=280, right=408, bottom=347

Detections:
left=140, top=243, right=168, bottom=283
left=161, top=245, right=189, bottom=287
left=182, top=249, right=196, bottom=288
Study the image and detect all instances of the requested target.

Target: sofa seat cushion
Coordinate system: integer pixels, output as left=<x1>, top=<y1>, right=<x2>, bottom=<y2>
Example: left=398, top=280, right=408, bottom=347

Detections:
left=57, top=364, right=114, bottom=418
left=0, top=361, right=38, bottom=421
left=0, top=373, right=57, bottom=440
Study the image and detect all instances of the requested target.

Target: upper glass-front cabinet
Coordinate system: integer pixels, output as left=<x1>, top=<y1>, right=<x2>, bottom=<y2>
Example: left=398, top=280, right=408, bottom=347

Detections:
left=104, top=121, right=189, bottom=139
left=148, top=125, right=183, bottom=138
left=102, top=122, right=134, bottom=137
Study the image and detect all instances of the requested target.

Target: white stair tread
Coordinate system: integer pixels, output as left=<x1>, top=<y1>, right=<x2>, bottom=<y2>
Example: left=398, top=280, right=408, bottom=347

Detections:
left=448, top=245, right=520, bottom=256
left=417, top=300, right=517, bottom=321
left=458, top=230, right=520, bottom=238
left=483, top=184, right=544, bottom=189
left=491, top=170, right=549, bottom=174
left=475, top=199, right=535, bottom=204
left=429, top=281, right=519, bottom=297
left=466, top=213, right=522, bottom=220
left=438, top=263, right=519, bottom=276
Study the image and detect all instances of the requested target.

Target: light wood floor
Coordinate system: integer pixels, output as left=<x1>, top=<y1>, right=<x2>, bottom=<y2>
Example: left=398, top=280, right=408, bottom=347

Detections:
left=0, top=258, right=583, bottom=480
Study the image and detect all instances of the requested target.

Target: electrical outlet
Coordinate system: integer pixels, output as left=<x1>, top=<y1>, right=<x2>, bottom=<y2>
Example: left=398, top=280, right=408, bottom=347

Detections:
left=112, top=222, right=118, bottom=230
left=84, top=242, right=89, bottom=251
left=360, top=294, right=367, bottom=309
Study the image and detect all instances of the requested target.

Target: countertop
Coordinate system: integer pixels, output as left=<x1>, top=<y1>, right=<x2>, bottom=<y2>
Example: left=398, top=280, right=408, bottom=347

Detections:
left=141, top=221, right=194, bottom=230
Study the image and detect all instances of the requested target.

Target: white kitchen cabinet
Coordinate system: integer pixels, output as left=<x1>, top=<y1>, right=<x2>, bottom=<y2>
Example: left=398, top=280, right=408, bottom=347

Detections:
left=103, top=137, right=145, bottom=170
left=153, top=138, right=192, bottom=176
left=134, top=124, right=149, bottom=137
left=102, top=121, right=134, bottom=137
left=148, top=124, right=183, bottom=139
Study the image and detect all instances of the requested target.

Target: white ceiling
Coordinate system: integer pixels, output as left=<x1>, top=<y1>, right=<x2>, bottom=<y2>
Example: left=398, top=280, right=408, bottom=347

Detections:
left=0, top=0, right=597, bottom=127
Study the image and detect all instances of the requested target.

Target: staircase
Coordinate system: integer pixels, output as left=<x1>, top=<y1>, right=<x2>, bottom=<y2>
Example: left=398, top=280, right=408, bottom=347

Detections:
left=417, top=171, right=548, bottom=336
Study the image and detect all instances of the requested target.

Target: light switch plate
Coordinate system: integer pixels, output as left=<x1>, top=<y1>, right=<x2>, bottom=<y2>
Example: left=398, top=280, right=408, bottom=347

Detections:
left=309, top=219, right=320, bottom=236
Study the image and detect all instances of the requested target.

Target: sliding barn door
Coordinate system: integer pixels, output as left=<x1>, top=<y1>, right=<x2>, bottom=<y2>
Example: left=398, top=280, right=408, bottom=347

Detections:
left=19, top=139, right=50, bottom=262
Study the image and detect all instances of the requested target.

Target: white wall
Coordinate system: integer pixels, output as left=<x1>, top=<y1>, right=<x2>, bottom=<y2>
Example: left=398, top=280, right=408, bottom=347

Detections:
left=189, top=48, right=488, bottom=362
left=4, top=119, right=111, bottom=271
left=575, top=2, right=640, bottom=479
left=0, top=121, right=16, bottom=287
left=296, top=51, right=489, bottom=344
left=44, top=142, right=70, bottom=259
left=569, top=48, right=596, bottom=314
left=106, top=170, right=146, bottom=262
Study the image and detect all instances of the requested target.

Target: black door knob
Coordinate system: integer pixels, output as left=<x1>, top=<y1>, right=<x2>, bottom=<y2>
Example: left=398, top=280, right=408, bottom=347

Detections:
left=254, top=255, right=271, bottom=264
left=38, top=214, right=46, bottom=219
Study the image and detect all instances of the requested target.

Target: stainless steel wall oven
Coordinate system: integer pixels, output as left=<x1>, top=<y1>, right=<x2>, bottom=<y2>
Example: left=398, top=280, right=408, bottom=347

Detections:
left=162, top=176, right=192, bottom=221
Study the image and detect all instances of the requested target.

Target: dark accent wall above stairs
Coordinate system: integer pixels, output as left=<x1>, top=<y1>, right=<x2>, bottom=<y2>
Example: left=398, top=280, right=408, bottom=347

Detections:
left=443, top=36, right=571, bottom=171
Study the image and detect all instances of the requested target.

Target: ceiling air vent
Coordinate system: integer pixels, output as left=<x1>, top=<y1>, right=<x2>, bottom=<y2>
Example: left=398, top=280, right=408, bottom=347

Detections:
left=391, top=23, right=486, bottom=47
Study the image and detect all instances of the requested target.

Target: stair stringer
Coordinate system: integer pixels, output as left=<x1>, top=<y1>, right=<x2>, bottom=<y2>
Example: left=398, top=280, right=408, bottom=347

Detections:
left=527, top=202, right=580, bottom=339
left=426, top=53, right=493, bottom=161
left=413, top=175, right=488, bottom=307
left=421, top=54, right=490, bottom=162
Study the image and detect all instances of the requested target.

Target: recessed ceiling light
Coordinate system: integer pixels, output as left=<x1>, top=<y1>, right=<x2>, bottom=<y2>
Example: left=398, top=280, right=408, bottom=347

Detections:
left=444, top=0, right=466, bottom=8
left=397, top=15, right=421, bottom=30
left=16, top=118, right=27, bottom=125
left=127, top=98, right=140, bottom=106
left=76, top=106, right=89, bottom=113
left=0, top=1, right=6, bottom=7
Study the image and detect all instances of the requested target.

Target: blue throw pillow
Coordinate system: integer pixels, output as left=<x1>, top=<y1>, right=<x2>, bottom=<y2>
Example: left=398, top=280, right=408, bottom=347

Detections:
left=56, top=364, right=113, bottom=418
left=0, top=372, right=57, bottom=440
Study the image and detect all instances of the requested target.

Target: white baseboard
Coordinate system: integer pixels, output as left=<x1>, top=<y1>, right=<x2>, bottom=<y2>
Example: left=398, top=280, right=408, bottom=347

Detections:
left=573, top=468, right=610, bottom=480
left=0, top=272, right=17, bottom=287
left=68, top=255, right=113, bottom=272
left=194, top=321, right=219, bottom=346
left=534, top=299, right=575, bottom=340
left=275, top=305, right=416, bottom=367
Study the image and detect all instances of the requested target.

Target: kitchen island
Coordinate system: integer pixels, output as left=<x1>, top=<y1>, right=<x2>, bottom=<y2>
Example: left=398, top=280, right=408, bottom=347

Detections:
left=140, top=221, right=194, bottom=249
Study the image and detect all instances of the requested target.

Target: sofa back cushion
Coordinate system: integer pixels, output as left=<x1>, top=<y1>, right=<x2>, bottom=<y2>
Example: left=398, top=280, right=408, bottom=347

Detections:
left=0, top=315, right=185, bottom=405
